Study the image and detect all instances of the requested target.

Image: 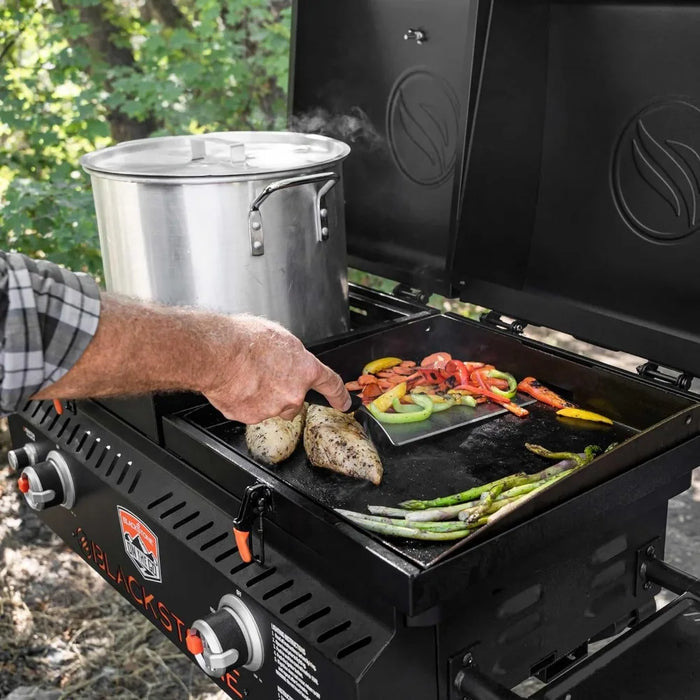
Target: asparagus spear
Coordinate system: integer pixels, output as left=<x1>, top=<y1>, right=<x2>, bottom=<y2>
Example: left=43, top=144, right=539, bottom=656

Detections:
left=406, top=496, right=518, bottom=522
left=484, top=469, right=573, bottom=526
left=336, top=509, right=484, bottom=532
left=338, top=510, right=476, bottom=540
left=464, top=481, right=505, bottom=524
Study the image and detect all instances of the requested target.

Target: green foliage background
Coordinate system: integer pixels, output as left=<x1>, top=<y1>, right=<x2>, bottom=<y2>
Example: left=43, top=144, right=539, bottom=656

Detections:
left=0, top=0, right=476, bottom=317
left=1, top=0, right=291, bottom=281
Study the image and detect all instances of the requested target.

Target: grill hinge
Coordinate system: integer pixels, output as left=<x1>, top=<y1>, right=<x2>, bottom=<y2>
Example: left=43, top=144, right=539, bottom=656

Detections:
left=479, top=310, right=527, bottom=335
left=391, top=283, right=431, bottom=306
left=636, top=362, right=695, bottom=392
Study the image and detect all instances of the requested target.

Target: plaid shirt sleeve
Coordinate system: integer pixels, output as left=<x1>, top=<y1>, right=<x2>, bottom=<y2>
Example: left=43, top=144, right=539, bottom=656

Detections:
left=0, top=252, right=101, bottom=415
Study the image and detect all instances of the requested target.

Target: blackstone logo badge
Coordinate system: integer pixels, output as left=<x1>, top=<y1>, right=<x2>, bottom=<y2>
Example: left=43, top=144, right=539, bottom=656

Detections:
left=118, top=506, right=162, bottom=583
left=612, top=99, right=700, bottom=242
left=386, top=68, right=460, bottom=186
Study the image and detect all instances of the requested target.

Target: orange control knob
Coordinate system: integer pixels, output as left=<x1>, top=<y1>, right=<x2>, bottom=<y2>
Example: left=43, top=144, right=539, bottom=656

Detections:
left=186, top=630, right=204, bottom=655
left=17, top=474, right=30, bottom=494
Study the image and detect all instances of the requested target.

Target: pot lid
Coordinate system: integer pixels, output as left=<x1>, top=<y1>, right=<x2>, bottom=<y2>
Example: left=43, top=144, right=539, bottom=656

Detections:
left=80, top=131, right=350, bottom=180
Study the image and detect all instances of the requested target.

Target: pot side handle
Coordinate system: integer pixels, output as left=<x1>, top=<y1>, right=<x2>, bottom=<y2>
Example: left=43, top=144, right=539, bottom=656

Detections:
left=248, top=172, right=340, bottom=256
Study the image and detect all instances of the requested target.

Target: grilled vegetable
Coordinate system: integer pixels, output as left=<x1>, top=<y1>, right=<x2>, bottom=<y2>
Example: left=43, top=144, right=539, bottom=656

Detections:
left=369, top=393, right=433, bottom=424
left=362, top=356, right=403, bottom=375
left=517, top=377, right=574, bottom=409
left=304, top=404, right=383, bottom=485
left=371, top=381, right=407, bottom=412
left=245, top=404, right=307, bottom=465
left=556, top=407, right=613, bottom=425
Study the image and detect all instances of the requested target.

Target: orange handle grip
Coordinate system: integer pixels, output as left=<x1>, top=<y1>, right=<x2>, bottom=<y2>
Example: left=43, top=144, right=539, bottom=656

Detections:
left=233, top=528, right=252, bottom=563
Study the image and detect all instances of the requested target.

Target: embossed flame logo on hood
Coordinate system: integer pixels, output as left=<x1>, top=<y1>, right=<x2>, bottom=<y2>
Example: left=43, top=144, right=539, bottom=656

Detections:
left=387, top=69, right=460, bottom=187
left=613, top=100, right=700, bottom=241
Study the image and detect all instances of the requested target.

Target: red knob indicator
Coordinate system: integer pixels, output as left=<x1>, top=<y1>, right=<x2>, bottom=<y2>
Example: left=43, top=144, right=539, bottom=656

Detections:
left=17, top=474, right=30, bottom=494
left=186, top=630, right=204, bottom=655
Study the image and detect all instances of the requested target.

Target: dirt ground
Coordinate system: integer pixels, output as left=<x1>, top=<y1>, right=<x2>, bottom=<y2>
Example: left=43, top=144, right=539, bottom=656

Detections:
left=0, top=417, right=227, bottom=700
left=1, top=330, right=699, bottom=699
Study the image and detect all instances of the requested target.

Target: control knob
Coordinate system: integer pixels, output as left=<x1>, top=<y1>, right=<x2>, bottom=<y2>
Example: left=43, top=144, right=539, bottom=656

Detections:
left=8, top=442, right=49, bottom=472
left=17, top=450, right=76, bottom=511
left=187, top=594, right=264, bottom=677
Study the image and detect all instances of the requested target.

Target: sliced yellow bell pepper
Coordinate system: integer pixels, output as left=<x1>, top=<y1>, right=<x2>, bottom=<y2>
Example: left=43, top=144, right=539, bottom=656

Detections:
left=362, top=356, right=403, bottom=375
left=556, top=407, right=613, bottom=425
left=371, top=381, right=407, bottom=412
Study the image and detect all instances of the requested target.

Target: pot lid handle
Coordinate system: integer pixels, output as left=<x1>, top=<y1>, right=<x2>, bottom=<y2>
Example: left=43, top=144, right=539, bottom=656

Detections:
left=190, top=137, right=246, bottom=165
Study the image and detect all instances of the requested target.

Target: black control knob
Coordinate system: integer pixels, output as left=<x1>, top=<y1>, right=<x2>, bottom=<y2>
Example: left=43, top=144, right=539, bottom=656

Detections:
left=8, top=442, right=48, bottom=472
left=17, top=450, right=75, bottom=511
left=187, top=594, right=263, bottom=676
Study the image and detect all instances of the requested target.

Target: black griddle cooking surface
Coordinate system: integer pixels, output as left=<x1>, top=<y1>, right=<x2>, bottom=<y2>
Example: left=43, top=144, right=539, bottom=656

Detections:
left=180, top=400, right=636, bottom=568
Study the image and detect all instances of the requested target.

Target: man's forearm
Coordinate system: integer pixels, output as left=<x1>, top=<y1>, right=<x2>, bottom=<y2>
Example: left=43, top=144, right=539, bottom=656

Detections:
left=32, top=293, right=351, bottom=423
left=32, top=294, right=222, bottom=399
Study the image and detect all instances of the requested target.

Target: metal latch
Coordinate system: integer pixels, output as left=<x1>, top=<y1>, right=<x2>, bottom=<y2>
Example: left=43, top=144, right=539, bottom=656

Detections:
left=636, top=362, right=695, bottom=392
left=479, top=310, right=527, bottom=335
left=232, top=483, right=272, bottom=565
left=391, top=283, right=431, bottom=305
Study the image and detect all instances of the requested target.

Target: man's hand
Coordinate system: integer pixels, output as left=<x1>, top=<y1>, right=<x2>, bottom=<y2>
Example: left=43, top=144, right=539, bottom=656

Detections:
left=200, top=315, right=351, bottom=423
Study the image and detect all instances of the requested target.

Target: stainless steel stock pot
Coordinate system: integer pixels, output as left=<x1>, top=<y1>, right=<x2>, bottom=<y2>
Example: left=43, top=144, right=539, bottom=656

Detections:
left=81, top=131, right=351, bottom=343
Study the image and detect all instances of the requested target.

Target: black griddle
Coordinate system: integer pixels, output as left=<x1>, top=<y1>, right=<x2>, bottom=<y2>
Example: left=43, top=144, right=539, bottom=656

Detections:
left=177, top=314, right=695, bottom=569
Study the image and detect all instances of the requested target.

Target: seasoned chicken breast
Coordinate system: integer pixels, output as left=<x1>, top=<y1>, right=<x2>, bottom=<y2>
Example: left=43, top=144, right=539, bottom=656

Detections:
left=303, top=405, right=383, bottom=485
left=245, top=404, right=307, bottom=465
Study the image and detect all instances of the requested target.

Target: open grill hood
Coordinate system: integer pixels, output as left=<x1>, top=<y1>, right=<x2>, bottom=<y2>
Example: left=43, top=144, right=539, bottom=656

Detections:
left=291, top=0, right=700, bottom=378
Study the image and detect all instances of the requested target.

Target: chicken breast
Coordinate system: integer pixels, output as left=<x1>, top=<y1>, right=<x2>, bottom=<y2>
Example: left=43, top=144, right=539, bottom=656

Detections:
left=303, top=405, right=383, bottom=485
left=245, top=404, right=307, bottom=465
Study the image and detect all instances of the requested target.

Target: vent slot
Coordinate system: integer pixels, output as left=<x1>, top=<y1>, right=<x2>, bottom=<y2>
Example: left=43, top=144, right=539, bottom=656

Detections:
left=40, top=404, right=53, bottom=423
left=337, top=636, right=372, bottom=660
left=67, top=424, right=80, bottom=445
left=105, top=453, right=121, bottom=478
left=214, top=547, right=238, bottom=563
left=230, top=561, right=250, bottom=575
left=160, top=502, right=187, bottom=519
left=22, top=401, right=32, bottom=413
left=246, top=568, right=277, bottom=588
left=148, top=492, right=173, bottom=510
left=200, top=533, right=228, bottom=552
left=76, top=431, right=89, bottom=452
left=262, top=580, right=294, bottom=601
left=48, top=412, right=60, bottom=432
left=280, top=593, right=312, bottom=615
left=30, top=403, right=42, bottom=418
left=116, top=461, right=132, bottom=485
left=127, top=471, right=141, bottom=494
left=185, top=521, right=214, bottom=541
left=56, top=417, right=70, bottom=439
left=298, top=607, right=331, bottom=629
left=173, top=511, right=199, bottom=529
left=85, top=438, right=99, bottom=461
left=317, top=621, right=351, bottom=643
left=93, top=446, right=110, bottom=470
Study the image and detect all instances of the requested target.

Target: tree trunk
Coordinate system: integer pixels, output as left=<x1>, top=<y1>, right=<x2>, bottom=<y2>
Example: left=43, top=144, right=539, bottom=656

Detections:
left=147, top=0, right=190, bottom=29
left=52, top=0, right=159, bottom=142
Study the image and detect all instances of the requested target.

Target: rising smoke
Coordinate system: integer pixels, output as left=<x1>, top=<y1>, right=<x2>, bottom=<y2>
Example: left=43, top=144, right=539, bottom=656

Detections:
left=288, top=106, right=384, bottom=151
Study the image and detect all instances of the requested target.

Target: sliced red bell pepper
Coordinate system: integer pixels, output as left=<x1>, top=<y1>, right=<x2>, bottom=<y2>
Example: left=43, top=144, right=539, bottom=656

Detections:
left=517, top=377, right=574, bottom=409
left=453, top=382, right=529, bottom=417
left=417, top=367, right=448, bottom=384
left=444, top=359, right=470, bottom=386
